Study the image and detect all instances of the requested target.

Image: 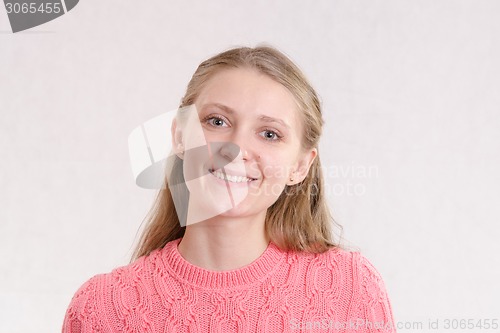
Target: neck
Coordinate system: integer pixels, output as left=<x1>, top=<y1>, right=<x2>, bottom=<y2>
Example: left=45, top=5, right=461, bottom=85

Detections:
left=177, top=211, right=269, bottom=271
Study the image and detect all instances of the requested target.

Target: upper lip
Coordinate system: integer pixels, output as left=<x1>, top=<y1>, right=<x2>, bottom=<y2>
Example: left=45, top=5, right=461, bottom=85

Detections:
left=209, top=168, right=258, bottom=180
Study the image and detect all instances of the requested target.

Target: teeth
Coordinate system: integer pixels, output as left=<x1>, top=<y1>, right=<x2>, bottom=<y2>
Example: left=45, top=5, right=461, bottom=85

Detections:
left=211, top=170, right=253, bottom=183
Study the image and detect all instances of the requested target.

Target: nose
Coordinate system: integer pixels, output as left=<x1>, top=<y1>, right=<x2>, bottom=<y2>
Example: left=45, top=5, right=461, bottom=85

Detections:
left=205, top=141, right=239, bottom=172
left=219, top=141, right=241, bottom=162
left=218, top=130, right=253, bottom=163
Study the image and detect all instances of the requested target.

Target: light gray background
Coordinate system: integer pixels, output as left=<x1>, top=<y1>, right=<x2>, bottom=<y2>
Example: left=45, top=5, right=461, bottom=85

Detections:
left=1, top=1, right=499, bottom=332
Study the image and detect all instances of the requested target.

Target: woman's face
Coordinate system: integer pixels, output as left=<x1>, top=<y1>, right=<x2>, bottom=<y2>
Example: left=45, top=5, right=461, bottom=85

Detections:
left=177, top=67, right=316, bottom=224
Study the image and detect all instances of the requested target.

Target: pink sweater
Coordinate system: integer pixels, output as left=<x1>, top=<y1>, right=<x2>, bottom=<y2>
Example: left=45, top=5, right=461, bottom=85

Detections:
left=62, top=238, right=396, bottom=332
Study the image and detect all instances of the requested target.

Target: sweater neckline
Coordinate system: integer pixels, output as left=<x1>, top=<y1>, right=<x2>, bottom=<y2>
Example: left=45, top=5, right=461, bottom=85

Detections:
left=160, top=238, right=285, bottom=289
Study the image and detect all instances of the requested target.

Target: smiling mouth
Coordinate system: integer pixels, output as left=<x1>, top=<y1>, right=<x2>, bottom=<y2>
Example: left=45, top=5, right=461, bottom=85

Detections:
left=209, top=169, right=256, bottom=183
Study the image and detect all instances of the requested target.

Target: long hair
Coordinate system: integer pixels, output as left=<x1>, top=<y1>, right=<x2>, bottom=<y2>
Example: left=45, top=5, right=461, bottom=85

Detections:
left=131, top=46, right=343, bottom=261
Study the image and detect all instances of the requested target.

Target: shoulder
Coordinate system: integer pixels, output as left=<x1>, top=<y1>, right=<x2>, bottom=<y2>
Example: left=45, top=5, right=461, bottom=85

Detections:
left=284, top=246, right=364, bottom=291
left=355, top=253, right=391, bottom=303
left=305, top=246, right=388, bottom=284
left=314, top=247, right=392, bottom=300
left=297, top=247, right=396, bottom=330
left=294, top=245, right=359, bottom=272
left=62, top=249, right=164, bottom=332
left=323, top=249, right=396, bottom=332
left=62, top=273, right=108, bottom=332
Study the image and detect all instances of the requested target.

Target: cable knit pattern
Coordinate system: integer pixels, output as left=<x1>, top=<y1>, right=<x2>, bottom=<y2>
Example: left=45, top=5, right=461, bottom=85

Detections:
left=62, top=239, right=396, bottom=332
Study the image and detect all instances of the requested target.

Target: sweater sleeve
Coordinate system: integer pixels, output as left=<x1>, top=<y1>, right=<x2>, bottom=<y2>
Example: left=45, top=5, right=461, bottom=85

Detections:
left=353, top=253, right=397, bottom=333
left=61, top=275, right=106, bottom=333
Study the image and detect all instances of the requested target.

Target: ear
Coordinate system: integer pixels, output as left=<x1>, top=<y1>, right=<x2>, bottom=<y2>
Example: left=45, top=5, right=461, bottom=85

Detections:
left=288, top=148, right=317, bottom=185
left=171, top=118, right=184, bottom=159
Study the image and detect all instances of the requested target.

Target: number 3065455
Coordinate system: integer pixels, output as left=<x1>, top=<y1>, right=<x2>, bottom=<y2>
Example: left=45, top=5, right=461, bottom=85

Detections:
left=5, top=2, right=62, bottom=14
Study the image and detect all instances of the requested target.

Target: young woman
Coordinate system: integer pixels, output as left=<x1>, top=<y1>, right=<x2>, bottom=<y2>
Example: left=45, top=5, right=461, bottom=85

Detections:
left=63, top=46, right=396, bottom=332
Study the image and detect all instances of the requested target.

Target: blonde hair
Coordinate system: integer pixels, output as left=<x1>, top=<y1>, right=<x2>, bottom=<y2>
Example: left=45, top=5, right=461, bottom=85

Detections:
left=132, top=46, right=342, bottom=261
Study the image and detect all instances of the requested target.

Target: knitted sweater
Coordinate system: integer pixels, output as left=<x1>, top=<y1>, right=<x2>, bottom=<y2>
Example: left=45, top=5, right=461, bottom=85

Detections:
left=62, top=238, right=396, bottom=332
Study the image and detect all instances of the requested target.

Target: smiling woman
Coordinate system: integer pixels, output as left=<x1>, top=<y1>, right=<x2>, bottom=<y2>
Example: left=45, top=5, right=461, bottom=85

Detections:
left=62, top=46, right=397, bottom=333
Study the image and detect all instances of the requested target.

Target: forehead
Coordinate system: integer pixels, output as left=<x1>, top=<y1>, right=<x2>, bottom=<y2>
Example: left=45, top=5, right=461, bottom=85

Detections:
left=195, top=67, right=301, bottom=126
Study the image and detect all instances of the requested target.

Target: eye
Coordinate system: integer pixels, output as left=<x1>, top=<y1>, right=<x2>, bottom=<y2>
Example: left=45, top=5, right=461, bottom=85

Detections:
left=260, top=129, right=283, bottom=142
left=204, top=115, right=229, bottom=128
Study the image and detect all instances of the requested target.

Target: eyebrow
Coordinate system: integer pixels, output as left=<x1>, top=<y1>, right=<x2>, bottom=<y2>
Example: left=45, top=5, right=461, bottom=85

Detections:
left=202, top=103, right=291, bottom=129
left=258, top=115, right=291, bottom=129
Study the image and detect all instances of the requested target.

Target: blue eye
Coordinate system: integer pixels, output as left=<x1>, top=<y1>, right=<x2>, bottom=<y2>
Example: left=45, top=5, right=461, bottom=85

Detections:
left=205, top=116, right=229, bottom=127
left=260, top=129, right=283, bottom=141
left=211, top=118, right=225, bottom=126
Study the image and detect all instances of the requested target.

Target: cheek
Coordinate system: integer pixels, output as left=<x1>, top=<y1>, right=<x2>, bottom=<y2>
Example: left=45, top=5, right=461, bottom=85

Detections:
left=182, top=146, right=209, bottom=182
left=259, top=156, right=294, bottom=182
